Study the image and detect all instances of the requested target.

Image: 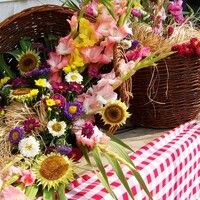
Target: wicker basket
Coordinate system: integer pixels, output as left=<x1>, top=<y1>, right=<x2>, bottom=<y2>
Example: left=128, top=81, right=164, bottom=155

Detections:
left=128, top=53, right=200, bottom=129
left=0, top=4, right=132, bottom=133
left=0, top=5, right=96, bottom=54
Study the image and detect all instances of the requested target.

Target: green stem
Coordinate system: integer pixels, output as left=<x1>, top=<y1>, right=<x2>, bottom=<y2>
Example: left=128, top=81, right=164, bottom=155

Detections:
left=98, top=144, right=137, bottom=172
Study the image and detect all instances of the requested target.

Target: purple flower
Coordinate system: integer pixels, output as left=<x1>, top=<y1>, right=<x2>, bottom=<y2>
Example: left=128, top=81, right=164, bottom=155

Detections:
left=81, top=122, right=94, bottom=139
left=23, top=118, right=40, bottom=133
left=11, top=77, right=28, bottom=88
left=130, top=40, right=139, bottom=49
left=56, top=145, right=72, bottom=155
left=9, top=127, right=23, bottom=144
left=63, top=102, right=82, bottom=119
left=24, top=68, right=50, bottom=78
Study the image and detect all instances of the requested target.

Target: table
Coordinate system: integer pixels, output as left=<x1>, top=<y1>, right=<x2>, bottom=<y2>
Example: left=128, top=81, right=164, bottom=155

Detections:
left=65, top=120, right=200, bottom=200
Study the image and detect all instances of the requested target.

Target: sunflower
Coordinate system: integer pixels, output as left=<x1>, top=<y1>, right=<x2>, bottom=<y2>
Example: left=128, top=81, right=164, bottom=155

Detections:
left=99, top=100, right=131, bottom=128
left=32, top=152, right=74, bottom=190
left=16, top=49, right=40, bottom=74
left=9, top=88, right=38, bottom=103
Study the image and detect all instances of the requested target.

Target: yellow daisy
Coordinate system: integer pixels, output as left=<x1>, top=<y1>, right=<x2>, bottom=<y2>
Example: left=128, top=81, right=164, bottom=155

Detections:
left=32, top=152, right=74, bottom=190
left=16, top=49, right=40, bottom=74
left=99, top=100, right=131, bottom=128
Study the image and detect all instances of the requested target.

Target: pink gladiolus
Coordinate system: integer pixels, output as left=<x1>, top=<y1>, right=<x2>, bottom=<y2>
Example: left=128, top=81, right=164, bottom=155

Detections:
left=47, top=52, right=62, bottom=71
left=0, top=186, right=29, bottom=200
left=75, top=124, right=104, bottom=148
left=96, top=84, right=118, bottom=104
left=83, top=94, right=102, bottom=114
left=67, top=13, right=78, bottom=33
left=56, top=34, right=75, bottom=55
left=80, top=46, right=105, bottom=63
left=168, top=0, right=183, bottom=16
left=118, top=59, right=136, bottom=75
left=100, top=39, right=115, bottom=63
left=95, top=17, right=116, bottom=38
left=8, top=166, right=21, bottom=175
left=47, top=53, right=69, bottom=73
left=20, top=169, right=36, bottom=186
left=168, top=0, right=184, bottom=24
left=47, top=52, right=69, bottom=84
left=49, top=71, right=62, bottom=84
left=85, top=1, right=98, bottom=17
left=98, top=69, right=121, bottom=87
left=126, top=47, right=151, bottom=62
left=5, top=166, right=21, bottom=180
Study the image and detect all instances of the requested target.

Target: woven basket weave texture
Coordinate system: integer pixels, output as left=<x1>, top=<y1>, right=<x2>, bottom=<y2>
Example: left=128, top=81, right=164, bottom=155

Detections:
left=128, top=53, right=200, bottom=129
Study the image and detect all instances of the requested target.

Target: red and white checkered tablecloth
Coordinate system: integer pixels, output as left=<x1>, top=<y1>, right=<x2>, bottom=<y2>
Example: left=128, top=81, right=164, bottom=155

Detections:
left=65, top=120, right=200, bottom=200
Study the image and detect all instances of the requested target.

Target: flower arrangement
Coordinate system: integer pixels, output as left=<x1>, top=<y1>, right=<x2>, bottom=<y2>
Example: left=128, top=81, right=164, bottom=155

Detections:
left=0, top=0, right=173, bottom=199
left=128, top=0, right=200, bottom=54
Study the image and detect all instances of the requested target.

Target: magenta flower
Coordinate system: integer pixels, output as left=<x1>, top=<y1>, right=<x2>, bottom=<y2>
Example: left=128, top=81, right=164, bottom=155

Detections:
left=23, top=118, right=40, bottom=133
left=51, top=94, right=66, bottom=108
left=81, top=122, right=94, bottom=139
left=9, top=127, right=23, bottom=144
left=52, top=82, right=68, bottom=93
left=167, top=0, right=184, bottom=24
left=69, top=82, right=83, bottom=93
left=131, top=8, right=142, bottom=17
left=11, top=77, right=28, bottom=88
left=88, top=63, right=100, bottom=78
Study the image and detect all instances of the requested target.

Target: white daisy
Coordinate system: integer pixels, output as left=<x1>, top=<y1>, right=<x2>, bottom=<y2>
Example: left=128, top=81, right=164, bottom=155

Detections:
left=47, top=119, right=66, bottom=137
left=65, top=72, right=83, bottom=83
left=18, top=136, right=40, bottom=158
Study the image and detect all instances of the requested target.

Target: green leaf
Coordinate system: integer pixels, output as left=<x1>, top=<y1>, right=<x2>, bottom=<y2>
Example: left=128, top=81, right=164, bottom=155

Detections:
left=104, top=153, right=135, bottom=200
left=19, top=37, right=32, bottom=52
left=7, top=49, right=22, bottom=58
left=135, top=51, right=175, bottom=71
left=57, top=183, right=67, bottom=200
left=105, top=131, right=135, bottom=152
left=77, top=144, right=92, bottom=166
left=0, top=54, right=15, bottom=77
left=91, top=146, right=117, bottom=199
left=43, top=187, right=55, bottom=200
left=25, top=184, right=39, bottom=200
left=61, top=0, right=81, bottom=9
left=109, top=141, right=153, bottom=200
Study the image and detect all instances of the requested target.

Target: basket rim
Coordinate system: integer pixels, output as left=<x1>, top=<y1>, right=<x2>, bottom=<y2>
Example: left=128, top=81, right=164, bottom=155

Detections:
left=0, top=4, right=89, bottom=28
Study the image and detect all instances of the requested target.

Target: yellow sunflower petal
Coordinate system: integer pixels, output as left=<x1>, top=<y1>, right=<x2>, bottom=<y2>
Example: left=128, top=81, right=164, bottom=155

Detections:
left=32, top=153, right=75, bottom=190
left=99, top=100, right=131, bottom=128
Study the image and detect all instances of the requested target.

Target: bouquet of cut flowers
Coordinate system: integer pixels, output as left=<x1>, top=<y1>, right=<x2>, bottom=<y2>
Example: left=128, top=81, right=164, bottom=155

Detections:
left=0, top=0, right=173, bottom=199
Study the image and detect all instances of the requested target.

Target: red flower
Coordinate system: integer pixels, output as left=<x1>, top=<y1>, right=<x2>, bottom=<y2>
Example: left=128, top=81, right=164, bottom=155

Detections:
left=167, top=26, right=174, bottom=37
left=195, top=46, right=200, bottom=56
left=67, top=148, right=83, bottom=162
left=190, top=38, right=199, bottom=48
